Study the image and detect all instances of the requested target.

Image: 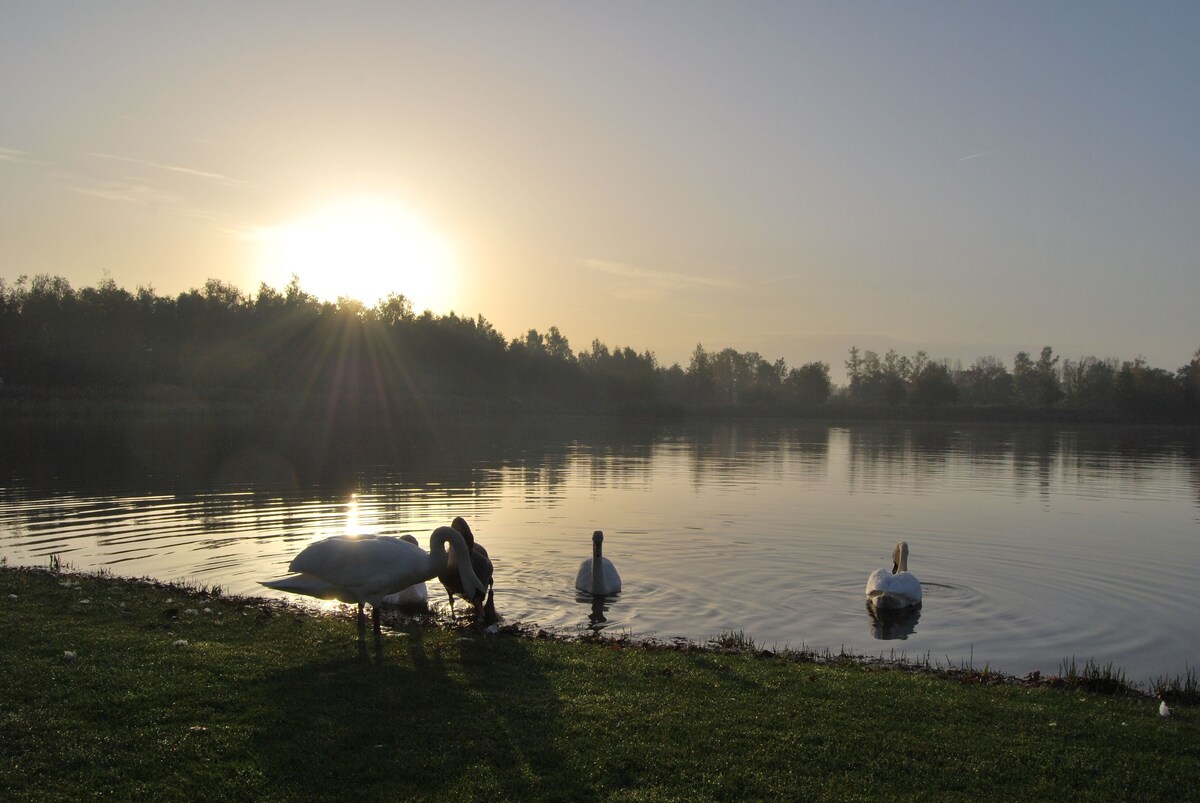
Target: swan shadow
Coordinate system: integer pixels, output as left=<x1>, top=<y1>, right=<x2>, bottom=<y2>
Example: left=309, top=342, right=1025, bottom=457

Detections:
left=252, top=622, right=593, bottom=800
left=865, top=600, right=922, bottom=640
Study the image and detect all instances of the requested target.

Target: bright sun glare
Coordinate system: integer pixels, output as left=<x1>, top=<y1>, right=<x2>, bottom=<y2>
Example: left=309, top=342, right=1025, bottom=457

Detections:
left=256, top=198, right=457, bottom=311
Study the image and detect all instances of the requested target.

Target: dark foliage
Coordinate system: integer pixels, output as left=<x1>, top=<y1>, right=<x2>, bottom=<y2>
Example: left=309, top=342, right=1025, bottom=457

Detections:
left=0, top=274, right=1196, bottom=422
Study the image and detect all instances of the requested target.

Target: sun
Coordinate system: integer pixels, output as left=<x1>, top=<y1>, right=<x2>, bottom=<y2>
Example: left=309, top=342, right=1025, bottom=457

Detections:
left=256, top=197, right=457, bottom=311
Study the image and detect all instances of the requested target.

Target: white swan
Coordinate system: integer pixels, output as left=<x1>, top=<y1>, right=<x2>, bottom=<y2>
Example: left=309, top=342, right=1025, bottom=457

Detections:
left=381, top=535, right=428, bottom=609
left=865, top=541, right=922, bottom=609
left=261, top=526, right=484, bottom=638
left=575, top=530, right=621, bottom=596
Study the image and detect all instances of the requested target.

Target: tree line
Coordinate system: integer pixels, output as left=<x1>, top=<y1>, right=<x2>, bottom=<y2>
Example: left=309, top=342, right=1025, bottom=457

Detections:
left=843, top=344, right=1200, bottom=420
left=1, top=274, right=1196, bottom=421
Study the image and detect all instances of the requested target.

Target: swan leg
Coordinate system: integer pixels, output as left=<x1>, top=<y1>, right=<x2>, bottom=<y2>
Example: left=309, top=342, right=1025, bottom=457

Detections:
left=372, top=604, right=382, bottom=640
left=356, top=602, right=366, bottom=641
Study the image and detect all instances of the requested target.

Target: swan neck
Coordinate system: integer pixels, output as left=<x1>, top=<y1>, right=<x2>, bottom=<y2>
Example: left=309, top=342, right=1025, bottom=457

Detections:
left=427, top=530, right=452, bottom=576
left=439, top=526, right=482, bottom=598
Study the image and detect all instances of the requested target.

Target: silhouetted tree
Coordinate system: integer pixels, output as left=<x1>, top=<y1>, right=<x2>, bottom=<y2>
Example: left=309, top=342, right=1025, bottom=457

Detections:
left=1013, top=351, right=1037, bottom=406
left=1034, top=346, right=1063, bottom=407
left=1179, top=348, right=1200, bottom=417
left=1061, top=356, right=1117, bottom=411
left=687, top=343, right=716, bottom=403
left=786, top=362, right=832, bottom=406
left=960, top=356, right=1014, bottom=406
left=911, top=362, right=959, bottom=408
left=1115, top=357, right=1182, bottom=418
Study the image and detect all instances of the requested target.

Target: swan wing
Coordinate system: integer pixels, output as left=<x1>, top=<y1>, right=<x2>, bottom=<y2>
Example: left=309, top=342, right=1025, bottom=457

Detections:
left=600, top=558, right=622, bottom=593
left=574, top=559, right=593, bottom=592
left=889, top=571, right=922, bottom=603
left=865, top=568, right=892, bottom=597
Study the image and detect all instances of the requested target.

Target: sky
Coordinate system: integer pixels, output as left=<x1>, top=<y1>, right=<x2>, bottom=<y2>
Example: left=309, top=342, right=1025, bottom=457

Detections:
left=3, top=2, right=1198, bottom=381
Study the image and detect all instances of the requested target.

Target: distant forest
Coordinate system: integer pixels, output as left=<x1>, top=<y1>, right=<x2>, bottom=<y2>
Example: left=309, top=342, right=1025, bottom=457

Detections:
left=1, top=274, right=1198, bottom=423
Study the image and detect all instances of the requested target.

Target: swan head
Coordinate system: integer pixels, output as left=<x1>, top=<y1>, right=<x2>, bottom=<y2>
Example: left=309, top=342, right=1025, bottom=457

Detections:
left=891, top=541, right=910, bottom=573
left=451, top=516, right=476, bottom=549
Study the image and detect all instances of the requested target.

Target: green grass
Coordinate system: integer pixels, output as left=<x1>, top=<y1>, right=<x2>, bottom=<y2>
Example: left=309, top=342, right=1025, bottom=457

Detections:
left=2, top=565, right=1197, bottom=801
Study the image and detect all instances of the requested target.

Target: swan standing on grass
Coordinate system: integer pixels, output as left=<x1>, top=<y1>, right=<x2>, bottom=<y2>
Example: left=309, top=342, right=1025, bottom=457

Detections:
left=575, top=530, right=621, bottom=596
left=865, top=541, right=923, bottom=609
left=260, top=527, right=485, bottom=639
left=438, top=516, right=496, bottom=621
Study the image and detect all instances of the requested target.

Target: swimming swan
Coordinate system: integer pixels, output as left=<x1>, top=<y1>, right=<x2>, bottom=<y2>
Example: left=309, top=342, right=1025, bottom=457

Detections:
left=865, top=541, right=922, bottom=609
left=575, top=530, right=621, bottom=596
left=439, top=516, right=496, bottom=621
left=261, top=527, right=484, bottom=638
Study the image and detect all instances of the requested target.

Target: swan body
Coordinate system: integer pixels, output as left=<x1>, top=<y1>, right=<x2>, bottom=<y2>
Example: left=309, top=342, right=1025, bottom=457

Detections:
left=865, top=541, right=922, bottom=609
left=381, top=534, right=428, bottom=608
left=439, top=517, right=496, bottom=621
left=575, top=530, right=621, bottom=595
left=261, top=527, right=483, bottom=637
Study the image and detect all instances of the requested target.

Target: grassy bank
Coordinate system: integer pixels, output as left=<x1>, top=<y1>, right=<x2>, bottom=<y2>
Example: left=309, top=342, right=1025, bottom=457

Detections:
left=2, top=566, right=1196, bottom=801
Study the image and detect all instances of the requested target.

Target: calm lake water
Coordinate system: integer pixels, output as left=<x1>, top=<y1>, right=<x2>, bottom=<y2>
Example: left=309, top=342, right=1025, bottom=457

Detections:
left=2, top=416, right=1197, bottom=684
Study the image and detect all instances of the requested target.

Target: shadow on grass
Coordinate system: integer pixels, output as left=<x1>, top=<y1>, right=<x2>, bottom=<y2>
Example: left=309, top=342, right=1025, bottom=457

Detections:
left=250, top=626, right=594, bottom=800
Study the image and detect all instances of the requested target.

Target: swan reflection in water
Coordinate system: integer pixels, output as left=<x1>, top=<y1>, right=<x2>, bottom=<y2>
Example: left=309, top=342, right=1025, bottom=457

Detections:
left=866, top=600, right=921, bottom=640
left=576, top=591, right=619, bottom=632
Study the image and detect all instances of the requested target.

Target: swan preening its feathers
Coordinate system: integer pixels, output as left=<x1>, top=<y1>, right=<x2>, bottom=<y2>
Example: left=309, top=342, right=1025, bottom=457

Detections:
left=260, top=526, right=485, bottom=638
left=575, top=530, right=621, bottom=596
left=865, top=541, right=923, bottom=609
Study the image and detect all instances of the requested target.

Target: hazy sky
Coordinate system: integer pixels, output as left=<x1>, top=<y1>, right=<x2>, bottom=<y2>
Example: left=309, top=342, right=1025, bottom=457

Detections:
left=3, top=2, right=1198, bottom=380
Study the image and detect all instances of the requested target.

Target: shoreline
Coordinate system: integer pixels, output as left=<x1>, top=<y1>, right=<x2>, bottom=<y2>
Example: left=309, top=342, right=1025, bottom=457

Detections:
left=4, top=560, right=1196, bottom=799
left=7, top=561, right=1195, bottom=707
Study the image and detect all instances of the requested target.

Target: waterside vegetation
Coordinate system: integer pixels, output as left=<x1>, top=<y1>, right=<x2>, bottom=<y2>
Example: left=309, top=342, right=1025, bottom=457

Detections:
left=2, top=563, right=1197, bottom=801
left=2, top=274, right=1198, bottom=422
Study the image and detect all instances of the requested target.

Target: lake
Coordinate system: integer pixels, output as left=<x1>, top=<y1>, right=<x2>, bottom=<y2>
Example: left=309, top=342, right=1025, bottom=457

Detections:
left=2, top=415, right=1197, bottom=684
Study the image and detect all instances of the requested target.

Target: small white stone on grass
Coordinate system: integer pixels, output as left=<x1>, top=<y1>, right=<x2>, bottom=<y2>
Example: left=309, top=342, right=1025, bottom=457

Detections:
left=63, top=651, right=77, bottom=662
left=1160, top=701, right=1172, bottom=718
left=173, top=639, right=188, bottom=646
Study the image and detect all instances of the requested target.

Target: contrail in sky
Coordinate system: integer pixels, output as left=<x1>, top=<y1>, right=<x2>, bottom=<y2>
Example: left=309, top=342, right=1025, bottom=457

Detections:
left=584, top=259, right=732, bottom=289
left=956, top=144, right=1017, bottom=162
left=88, top=152, right=244, bottom=185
